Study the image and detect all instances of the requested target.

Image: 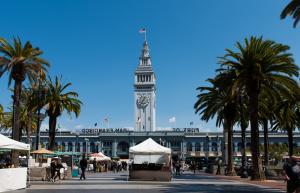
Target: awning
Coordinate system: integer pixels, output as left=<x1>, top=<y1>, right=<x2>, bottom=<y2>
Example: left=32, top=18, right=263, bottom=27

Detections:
left=0, top=134, right=29, bottom=151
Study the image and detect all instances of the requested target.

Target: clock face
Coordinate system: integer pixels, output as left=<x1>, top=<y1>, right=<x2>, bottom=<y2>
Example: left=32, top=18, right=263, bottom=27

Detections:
left=136, top=94, right=149, bottom=109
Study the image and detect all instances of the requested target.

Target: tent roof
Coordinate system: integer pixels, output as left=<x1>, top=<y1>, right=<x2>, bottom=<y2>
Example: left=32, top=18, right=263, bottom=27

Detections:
left=129, top=138, right=171, bottom=154
left=31, top=148, right=54, bottom=154
left=89, top=152, right=111, bottom=161
left=0, top=134, right=30, bottom=151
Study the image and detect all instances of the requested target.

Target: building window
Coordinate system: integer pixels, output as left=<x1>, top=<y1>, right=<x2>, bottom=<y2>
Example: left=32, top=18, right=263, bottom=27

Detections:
left=187, top=142, right=192, bottom=152
left=195, top=143, right=201, bottom=151
left=212, top=142, right=218, bottom=151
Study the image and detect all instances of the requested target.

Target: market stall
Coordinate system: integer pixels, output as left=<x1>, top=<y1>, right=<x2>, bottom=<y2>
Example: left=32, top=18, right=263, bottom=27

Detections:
left=30, top=148, right=55, bottom=181
left=0, top=134, right=30, bottom=192
left=89, top=152, right=111, bottom=172
left=129, top=138, right=172, bottom=181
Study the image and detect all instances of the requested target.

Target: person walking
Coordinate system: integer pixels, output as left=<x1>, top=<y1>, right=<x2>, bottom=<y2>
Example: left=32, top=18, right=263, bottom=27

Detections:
left=50, top=159, right=57, bottom=182
left=216, top=159, right=222, bottom=175
left=283, top=156, right=300, bottom=193
left=55, top=159, right=65, bottom=181
left=79, top=155, right=88, bottom=180
left=93, top=158, right=97, bottom=173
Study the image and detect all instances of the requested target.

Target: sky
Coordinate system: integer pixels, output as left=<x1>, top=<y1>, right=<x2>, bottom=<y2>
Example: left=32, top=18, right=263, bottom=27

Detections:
left=0, top=0, right=299, bottom=132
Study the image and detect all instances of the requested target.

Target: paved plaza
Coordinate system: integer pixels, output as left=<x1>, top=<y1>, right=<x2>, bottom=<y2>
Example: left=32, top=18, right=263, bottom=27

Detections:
left=8, top=171, right=285, bottom=193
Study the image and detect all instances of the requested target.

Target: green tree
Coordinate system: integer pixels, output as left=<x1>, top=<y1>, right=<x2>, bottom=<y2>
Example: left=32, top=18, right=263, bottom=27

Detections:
left=218, top=36, right=299, bottom=180
left=0, top=87, right=38, bottom=142
left=194, top=78, right=237, bottom=175
left=0, top=37, right=49, bottom=164
left=45, top=76, right=82, bottom=150
left=273, top=93, right=300, bottom=156
left=281, top=0, right=300, bottom=27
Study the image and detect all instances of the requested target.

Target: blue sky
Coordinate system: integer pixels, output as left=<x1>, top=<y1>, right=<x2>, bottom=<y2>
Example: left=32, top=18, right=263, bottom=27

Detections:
left=0, top=0, right=299, bottom=132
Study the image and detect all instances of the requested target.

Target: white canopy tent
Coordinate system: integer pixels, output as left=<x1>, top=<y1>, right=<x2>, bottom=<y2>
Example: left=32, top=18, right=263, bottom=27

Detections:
left=89, top=152, right=111, bottom=161
left=0, top=134, right=30, bottom=192
left=129, top=138, right=171, bottom=164
left=0, top=134, right=30, bottom=150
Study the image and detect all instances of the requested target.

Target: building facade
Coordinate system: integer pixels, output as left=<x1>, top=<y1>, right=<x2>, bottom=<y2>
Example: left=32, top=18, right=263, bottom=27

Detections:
left=26, top=129, right=300, bottom=160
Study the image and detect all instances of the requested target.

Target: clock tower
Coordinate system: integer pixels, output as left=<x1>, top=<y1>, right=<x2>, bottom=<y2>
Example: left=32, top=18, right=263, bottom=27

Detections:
left=134, top=41, right=156, bottom=132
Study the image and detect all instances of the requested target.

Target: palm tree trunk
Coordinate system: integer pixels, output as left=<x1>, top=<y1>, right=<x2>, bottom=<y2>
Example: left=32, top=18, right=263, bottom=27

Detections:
left=11, top=79, right=22, bottom=166
left=48, top=115, right=57, bottom=150
left=287, top=128, right=294, bottom=156
left=226, top=118, right=234, bottom=175
left=35, top=108, right=41, bottom=150
left=26, top=112, right=32, bottom=144
left=240, top=95, right=248, bottom=178
left=249, top=89, right=265, bottom=180
left=263, top=119, right=269, bottom=167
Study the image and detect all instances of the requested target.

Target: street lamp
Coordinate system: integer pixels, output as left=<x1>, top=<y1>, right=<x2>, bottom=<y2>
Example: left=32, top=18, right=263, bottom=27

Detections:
left=96, top=141, right=100, bottom=153
left=84, top=138, right=89, bottom=157
left=34, top=75, right=48, bottom=150
left=205, top=135, right=209, bottom=166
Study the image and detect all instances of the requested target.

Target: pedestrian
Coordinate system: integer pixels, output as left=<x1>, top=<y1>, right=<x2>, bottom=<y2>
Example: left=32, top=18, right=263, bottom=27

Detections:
left=50, top=159, right=57, bottom=182
left=55, top=159, right=65, bottom=181
left=175, top=161, right=181, bottom=175
left=93, top=158, right=97, bottom=173
left=283, top=156, right=300, bottom=193
left=79, top=155, right=88, bottom=180
left=191, top=161, right=196, bottom=174
left=216, top=159, right=222, bottom=175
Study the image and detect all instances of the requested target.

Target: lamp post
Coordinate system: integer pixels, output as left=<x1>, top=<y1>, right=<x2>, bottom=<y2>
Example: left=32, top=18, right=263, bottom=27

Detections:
left=206, top=135, right=209, bottom=166
left=34, top=75, right=48, bottom=150
left=96, top=141, right=100, bottom=153
left=84, top=138, right=89, bottom=157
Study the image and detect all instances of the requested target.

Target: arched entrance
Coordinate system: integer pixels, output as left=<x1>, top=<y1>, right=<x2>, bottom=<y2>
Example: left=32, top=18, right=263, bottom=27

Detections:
left=117, top=141, right=129, bottom=159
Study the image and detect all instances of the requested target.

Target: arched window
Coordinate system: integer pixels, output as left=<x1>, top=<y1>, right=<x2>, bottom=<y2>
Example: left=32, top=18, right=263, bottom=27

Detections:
left=237, top=142, right=242, bottom=152
left=83, top=142, right=87, bottom=152
left=195, top=143, right=201, bottom=151
left=212, top=142, right=218, bottom=151
left=68, top=142, right=73, bottom=152
left=90, top=142, right=96, bottom=153
left=61, top=142, right=66, bottom=152
left=187, top=142, right=193, bottom=152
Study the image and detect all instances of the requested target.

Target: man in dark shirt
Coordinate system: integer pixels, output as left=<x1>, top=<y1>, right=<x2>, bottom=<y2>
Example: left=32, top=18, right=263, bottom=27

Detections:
left=79, top=155, right=88, bottom=180
left=283, top=156, right=300, bottom=193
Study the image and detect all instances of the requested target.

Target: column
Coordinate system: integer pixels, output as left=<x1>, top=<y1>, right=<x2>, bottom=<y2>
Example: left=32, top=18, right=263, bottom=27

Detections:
left=234, top=142, right=238, bottom=152
left=130, top=140, right=136, bottom=147
left=80, top=142, right=83, bottom=153
left=192, top=142, right=196, bottom=153
left=57, top=142, right=61, bottom=151
left=182, top=141, right=187, bottom=160
left=200, top=142, right=204, bottom=152
left=217, top=141, right=221, bottom=152
left=112, top=140, right=117, bottom=157
left=87, top=142, right=90, bottom=153
left=208, top=142, right=212, bottom=152
left=72, top=142, right=76, bottom=152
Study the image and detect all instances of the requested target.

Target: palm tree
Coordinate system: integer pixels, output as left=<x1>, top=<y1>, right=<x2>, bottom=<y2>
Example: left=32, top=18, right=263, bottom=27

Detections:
left=0, top=88, right=38, bottom=142
left=0, top=37, right=49, bottom=164
left=281, top=0, right=300, bottom=27
left=258, top=88, right=278, bottom=168
left=273, top=93, right=300, bottom=156
left=218, top=36, right=299, bottom=180
left=45, top=76, right=82, bottom=150
left=194, top=78, right=237, bottom=175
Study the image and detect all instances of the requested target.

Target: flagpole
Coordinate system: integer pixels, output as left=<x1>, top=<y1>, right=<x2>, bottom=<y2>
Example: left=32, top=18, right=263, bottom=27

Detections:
left=145, top=31, right=147, bottom=41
